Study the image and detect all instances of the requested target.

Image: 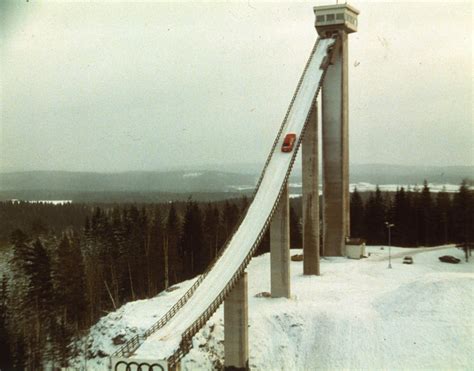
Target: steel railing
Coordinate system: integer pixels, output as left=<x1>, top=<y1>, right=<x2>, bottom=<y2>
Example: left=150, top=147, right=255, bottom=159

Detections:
left=167, top=36, right=337, bottom=367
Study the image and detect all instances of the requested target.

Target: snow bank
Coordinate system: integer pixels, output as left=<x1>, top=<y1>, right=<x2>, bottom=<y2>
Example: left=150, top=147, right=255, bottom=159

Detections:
left=72, top=246, right=473, bottom=370
left=71, top=278, right=198, bottom=369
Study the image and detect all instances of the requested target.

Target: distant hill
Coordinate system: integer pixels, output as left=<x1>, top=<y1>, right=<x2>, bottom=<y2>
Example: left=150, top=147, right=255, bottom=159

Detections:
left=0, top=170, right=258, bottom=193
left=347, top=164, right=473, bottom=185
left=0, top=165, right=471, bottom=202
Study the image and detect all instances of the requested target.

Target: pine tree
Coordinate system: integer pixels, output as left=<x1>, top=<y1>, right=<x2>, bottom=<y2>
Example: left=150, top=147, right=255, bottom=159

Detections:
left=254, top=228, right=270, bottom=256
left=54, top=234, right=88, bottom=328
left=121, top=205, right=142, bottom=301
left=30, top=238, right=56, bottom=360
left=11, top=238, right=56, bottom=368
left=350, top=187, right=364, bottom=239
left=435, top=187, right=451, bottom=245
left=0, top=275, right=14, bottom=370
left=109, top=207, right=125, bottom=305
left=406, top=187, right=420, bottom=246
left=50, top=233, right=88, bottom=366
left=149, top=207, right=165, bottom=294
left=8, top=229, right=31, bottom=369
left=222, top=201, right=239, bottom=237
left=453, top=180, right=474, bottom=245
left=418, top=180, right=434, bottom=246
left=30, top=218, right=48, bottom=238
left=289, top=205, right=302, bottom=249
left=240, top=195, right=250, bottom=216
left=82, top=207, right=108, bottom=318
left=136, top=206, right=150, bottom=298
left=203, top=203, right=220, bottom=264
left=166, top=203, right=182, bottom=285
left=180, top=201, right=205, bottom=278
left=364, top=186, right=386, bottom=244
left=391, top=187, right=410, bottom=246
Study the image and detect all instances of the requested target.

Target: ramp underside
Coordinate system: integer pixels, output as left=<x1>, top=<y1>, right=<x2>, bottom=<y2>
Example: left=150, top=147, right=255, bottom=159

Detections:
left=133, top=37, right=335, bottom=360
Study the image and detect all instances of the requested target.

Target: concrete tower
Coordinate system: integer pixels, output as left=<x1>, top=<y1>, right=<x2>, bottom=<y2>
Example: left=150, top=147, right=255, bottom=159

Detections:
left=314, top=4, right=359, bottom=256
left=302, top=102, right=320, bottom=275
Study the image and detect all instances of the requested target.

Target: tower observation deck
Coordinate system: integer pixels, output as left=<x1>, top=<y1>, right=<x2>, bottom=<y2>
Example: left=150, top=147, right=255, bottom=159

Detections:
left=314, top=4, right=359, bottom=37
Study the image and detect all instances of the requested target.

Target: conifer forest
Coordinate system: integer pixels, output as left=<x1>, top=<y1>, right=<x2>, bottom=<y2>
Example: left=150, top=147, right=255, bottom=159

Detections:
left=0, top=181, right=472, bottom=369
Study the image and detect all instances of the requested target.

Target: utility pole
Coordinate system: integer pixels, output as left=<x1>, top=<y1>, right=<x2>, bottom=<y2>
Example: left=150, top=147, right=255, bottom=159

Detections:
left=385, top=222, right=395, bottom=269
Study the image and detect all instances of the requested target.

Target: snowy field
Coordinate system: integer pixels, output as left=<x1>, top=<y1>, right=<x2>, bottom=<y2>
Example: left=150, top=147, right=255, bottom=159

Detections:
left=287, top=183, right=469, bottom=198
left=9, top=199, right=72, bottom=204
left=73, top=245, right=473, bottom=370
left=234, top=183, right=468, bottom=195
left=348, top=183, right=466, bottom=193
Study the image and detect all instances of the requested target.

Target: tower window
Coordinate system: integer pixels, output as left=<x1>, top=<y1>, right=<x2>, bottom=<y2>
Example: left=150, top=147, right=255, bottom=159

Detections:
left=326, top=14, right=335, bottom=21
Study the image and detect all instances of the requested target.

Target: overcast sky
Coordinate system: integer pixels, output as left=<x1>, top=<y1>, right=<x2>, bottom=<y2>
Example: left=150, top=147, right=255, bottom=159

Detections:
left=0, top=0, right=472, bottom=172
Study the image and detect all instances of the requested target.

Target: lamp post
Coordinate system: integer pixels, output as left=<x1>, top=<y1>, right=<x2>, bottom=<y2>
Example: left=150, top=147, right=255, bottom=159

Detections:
left=385, top=222, right=395, bottom=269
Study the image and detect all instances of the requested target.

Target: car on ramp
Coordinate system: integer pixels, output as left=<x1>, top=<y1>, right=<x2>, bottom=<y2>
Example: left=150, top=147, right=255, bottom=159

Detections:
left=281, top=133, right=297, bottom=152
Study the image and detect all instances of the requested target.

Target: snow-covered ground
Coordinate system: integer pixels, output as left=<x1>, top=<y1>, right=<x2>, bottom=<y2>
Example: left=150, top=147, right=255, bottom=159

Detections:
left=182, top=172, right=203, bottom=178
left=234, top=182, right=468, bottom=197
left=72, top=245, right=473, bottom=370
left=288, top=183, right=468, bottom=198
left=349, top=182, right=465, bottom=193
left=9, top=199, right=72, bottom=204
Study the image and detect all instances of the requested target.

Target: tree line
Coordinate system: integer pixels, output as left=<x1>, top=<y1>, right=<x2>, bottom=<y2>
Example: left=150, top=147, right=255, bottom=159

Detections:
left=0, top=201, right=91, bottom=245
left=0, top=197, right=301, bottom=369
left=0, top=180, right=472, bottom=368
left=350, top=180, right=473, bottom=247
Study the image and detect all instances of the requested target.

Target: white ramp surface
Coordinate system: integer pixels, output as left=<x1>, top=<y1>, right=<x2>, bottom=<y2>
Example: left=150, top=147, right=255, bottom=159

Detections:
left=134, top=37, right=335, bottom=361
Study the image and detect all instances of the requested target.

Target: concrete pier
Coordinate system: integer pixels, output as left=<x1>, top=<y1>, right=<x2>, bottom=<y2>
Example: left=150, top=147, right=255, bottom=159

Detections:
left=322, top=32, right=350, bottom=257
left=302, top=102, right=320, bottom=275
left=270, top=184, right=291, bottom=298
left=224, top=273, right=249, bottom=371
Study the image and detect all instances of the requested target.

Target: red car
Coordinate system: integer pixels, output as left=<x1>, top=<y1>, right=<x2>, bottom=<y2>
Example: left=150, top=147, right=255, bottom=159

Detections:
left=281, top=133, right=297, bottom=152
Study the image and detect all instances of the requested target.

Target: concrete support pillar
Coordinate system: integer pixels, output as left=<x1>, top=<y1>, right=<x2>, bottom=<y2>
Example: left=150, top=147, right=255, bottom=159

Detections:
left=270, top=183, right=291, bottom=298
left=302, top=102, right=320, bottom=275
left=170, top=362, right=181, bottom=371
left=322, top=32, right=350, bottom=257
left=224, top=273, right=249, bottom=371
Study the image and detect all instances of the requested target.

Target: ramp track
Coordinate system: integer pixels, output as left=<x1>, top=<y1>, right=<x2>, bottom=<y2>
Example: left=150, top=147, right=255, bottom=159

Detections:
left=113, top=36, right=337, bottom=366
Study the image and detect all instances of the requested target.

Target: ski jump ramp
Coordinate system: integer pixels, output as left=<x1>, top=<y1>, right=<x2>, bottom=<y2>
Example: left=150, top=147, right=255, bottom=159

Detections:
left=112, top=36, right=336, bottom=368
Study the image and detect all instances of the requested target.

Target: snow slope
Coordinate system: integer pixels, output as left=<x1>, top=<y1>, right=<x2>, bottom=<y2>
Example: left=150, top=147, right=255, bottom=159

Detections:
left=73, top=245, right=473, bottom=370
